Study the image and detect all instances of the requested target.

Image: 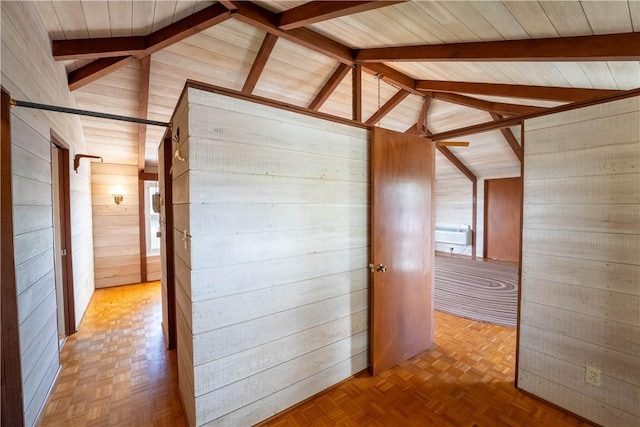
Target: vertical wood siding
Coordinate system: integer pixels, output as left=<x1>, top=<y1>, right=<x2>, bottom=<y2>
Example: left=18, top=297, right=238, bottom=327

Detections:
left=91, top=162, right=141, bottom=288
left=520, top=96, right=640, bottom=426
left=1, top=2, right=95, bottom=425
left=173, top=87, right=369, bottom=426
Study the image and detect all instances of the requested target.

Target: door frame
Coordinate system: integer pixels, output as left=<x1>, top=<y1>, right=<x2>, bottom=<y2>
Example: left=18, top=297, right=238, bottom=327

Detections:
left=51, top=131, right=76, bottom=335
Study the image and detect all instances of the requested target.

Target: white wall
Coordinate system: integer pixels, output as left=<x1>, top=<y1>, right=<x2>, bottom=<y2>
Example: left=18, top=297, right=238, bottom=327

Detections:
left=171, top=87, right=369, bottom=426
left=519, top=96, right=640, bottom=426
left=1, top=2, right=95, bottom=425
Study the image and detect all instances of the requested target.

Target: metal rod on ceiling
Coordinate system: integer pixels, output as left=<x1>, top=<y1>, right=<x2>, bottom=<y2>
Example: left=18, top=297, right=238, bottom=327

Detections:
left=10, top=99, right=170, bottom=127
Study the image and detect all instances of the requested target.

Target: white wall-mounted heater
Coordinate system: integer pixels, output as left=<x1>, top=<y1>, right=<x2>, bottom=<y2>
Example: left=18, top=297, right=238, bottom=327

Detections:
left=435, top=224, right=472, bottom=245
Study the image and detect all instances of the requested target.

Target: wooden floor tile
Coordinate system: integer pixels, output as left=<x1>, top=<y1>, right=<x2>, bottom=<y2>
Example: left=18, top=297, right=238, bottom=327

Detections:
left=37, top=281, right=594, bottom=427
left=37, top=282, right=187, bottom=427
left=260, top=312, right=595, bottom=427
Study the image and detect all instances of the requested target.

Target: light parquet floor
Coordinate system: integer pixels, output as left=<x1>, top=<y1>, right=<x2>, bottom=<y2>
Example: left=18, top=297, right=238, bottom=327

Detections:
left=37, top=281, right=594, bottom=427
left=262, top=313, right=595, bottom=427
left=37, top=281, right=187, bottom=427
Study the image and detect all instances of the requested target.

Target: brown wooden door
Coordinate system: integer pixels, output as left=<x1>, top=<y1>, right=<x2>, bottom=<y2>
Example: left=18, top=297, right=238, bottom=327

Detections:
left=484, top=177, right=522, bottom=263
left=370, top=127, right=435, bottom=375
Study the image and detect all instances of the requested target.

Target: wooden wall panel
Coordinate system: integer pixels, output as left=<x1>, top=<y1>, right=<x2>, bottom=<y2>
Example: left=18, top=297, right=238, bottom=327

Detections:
left=174, top=87, right=369, bottom=426
left=91, top=162, right=140, bottom=288
left=519, top=96, right=640, bottom=426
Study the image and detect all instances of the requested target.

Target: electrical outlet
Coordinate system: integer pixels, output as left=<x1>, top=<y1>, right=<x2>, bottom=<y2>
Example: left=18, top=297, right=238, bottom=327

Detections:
left=585, top=366, right=601, bottom=386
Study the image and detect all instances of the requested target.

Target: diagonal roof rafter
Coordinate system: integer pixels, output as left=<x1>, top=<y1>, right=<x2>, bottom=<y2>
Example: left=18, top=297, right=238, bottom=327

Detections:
left=278, top=1, right=405, bottom=30
left=242, top=33, right=279, bottom=94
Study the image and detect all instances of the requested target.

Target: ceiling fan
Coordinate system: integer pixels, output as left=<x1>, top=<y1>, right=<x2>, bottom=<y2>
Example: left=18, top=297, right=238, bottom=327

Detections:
left=436, top=141, right=470, bottom=147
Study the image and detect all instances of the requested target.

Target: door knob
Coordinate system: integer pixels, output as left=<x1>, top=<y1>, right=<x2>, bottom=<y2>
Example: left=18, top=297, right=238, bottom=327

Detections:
left=369, top=263, right=387, bottom=273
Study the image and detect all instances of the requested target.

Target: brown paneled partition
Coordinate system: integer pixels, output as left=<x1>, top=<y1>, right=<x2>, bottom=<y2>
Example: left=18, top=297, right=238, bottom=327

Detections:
left=484, top=177, right=522, bottom=263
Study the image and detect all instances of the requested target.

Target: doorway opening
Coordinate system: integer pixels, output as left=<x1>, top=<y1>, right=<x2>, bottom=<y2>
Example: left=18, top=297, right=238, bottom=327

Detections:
left=51, top=133, right=76, bottom=346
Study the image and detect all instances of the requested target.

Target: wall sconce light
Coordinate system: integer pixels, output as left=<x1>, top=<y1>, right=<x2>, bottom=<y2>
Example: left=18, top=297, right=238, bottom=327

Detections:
left=110, top=185, right=125, bottom=205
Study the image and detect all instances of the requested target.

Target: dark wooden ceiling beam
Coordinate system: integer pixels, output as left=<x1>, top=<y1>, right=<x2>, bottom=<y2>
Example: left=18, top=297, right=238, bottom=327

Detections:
left=416, top=96, right=432, bottom=133
left=356, top=32, right=640, bottom=62
left=55, top=3, right=231, bottom=61
left=68, top=56, right=135, bottom=91
left=242, top=33, right=279, bottom=94
left=423, top=91, right=544, bottom=115
left=53, top=36, right=145, bottom=60
left=138, top=56, right=151, bottom=171
left=352, top=64, right=362, bottom=122
left=144, top=3, right=232, bottom=53
left=309, top=63, right=351, bottom=110
left=490, top=112, right=523, bottom=162
left=361, top=63, right=420, bottom=95
left=415, top=80, right=621, bottom=102
left=232, top=1, right=353, bottom=64
left=218, top=0, right=238, bottom=11
left=64, top=3, right=232, bottom=90
left=429, top=87, right=640, bottom=142
left=365, top=89, right=409, bottom=125
left=437, top=145, right=477, bottom=182
left=403, top=121, right=476, bottom=182
left=278, top=1, right=404, bottom=30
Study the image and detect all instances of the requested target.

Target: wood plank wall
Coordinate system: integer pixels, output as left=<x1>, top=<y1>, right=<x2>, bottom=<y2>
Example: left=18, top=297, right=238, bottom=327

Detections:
left=519, top=96, right=640, bottom=426
left=91, top=162, right=141, bottom=288
left=172, top=87, right=369, bottom=426
left=1, top=3, right=95, bottom=425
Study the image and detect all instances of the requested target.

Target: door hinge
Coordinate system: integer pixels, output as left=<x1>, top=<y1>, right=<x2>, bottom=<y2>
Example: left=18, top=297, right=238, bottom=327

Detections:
left=61, top=249, right=67, bottom=256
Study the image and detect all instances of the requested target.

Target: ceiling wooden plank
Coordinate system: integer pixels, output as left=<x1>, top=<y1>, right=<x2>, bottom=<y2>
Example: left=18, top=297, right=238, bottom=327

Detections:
left=490, top=112, right=523, bottom=162
left=138, top=56, right=151, bottom=171
left=355, top=32, right=640, bottom=62
left=232, top=1, right=354, bottom=65
left=352, top=64, right=362, bottom=122
left=278, top=1, right=404, bottom=30
left=242, top=33, right=279, bottom=94
left=415, top=80, right=621, bottom=102
left=437, top=146, right=476, bottom=182
left=365, top=89, right=409, bottom=125
left=423, top=91, right=545, bottom=115
left=53, top=36, right=145, bottom=60
left=309, top=63, right=351, bottom=110
left=68, top=56, right=135, bottom=91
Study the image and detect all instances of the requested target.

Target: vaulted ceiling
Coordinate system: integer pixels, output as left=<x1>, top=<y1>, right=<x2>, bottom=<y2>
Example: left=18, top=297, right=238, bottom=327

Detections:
left=33, top=0, right=640, bottom=181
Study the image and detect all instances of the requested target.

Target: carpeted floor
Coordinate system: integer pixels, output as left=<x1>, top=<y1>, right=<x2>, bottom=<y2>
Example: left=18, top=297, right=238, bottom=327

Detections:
left=434, top=254, right=519, bottom=327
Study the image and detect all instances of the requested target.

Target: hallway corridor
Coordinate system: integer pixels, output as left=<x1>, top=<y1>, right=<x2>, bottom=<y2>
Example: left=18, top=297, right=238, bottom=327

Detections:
left=37, top=282, right=187, bottom=426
